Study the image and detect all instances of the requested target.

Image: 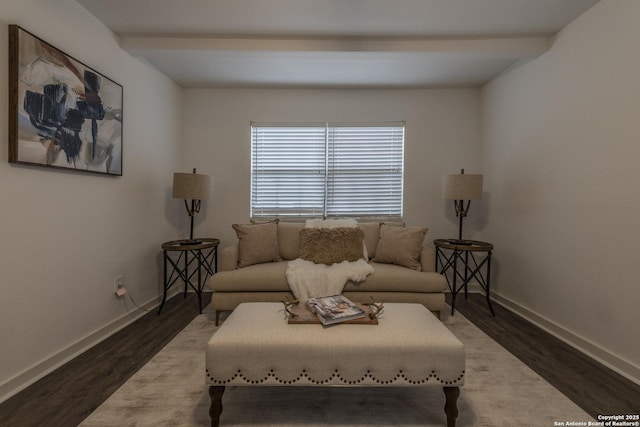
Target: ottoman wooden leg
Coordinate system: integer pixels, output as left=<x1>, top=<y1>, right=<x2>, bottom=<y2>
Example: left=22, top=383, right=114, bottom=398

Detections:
left=443, top=386, right=460, bottom=427
left=209, top=386, right=225, bottom=427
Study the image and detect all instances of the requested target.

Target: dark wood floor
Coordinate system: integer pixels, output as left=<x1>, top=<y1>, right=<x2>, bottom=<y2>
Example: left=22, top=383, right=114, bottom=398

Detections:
left=0, top=293, right=204, bottom=427
left=0, top=292, right=637, bottom=426
left=448, top=293, right=640, bottom=419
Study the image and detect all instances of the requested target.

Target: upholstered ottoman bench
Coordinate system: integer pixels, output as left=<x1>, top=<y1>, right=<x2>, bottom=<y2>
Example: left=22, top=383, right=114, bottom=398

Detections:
left=206, top=302, right=465, bottom=426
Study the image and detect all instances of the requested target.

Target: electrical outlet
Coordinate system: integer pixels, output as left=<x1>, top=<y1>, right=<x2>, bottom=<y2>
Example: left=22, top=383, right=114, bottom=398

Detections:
left=114, top=275, right=125, bottom=296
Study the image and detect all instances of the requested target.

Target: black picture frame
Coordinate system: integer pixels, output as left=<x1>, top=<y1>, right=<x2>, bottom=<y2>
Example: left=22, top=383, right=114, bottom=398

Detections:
left=8, top=25, right=123, bottom=176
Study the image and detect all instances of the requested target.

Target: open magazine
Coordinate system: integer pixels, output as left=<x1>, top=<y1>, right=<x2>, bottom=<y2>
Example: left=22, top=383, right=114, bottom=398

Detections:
left=306, top=295, right=366, bottom=325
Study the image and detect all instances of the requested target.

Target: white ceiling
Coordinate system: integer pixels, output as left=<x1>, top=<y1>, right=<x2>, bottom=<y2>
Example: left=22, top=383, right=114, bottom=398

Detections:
left=76, top=0, right=600, bottom=88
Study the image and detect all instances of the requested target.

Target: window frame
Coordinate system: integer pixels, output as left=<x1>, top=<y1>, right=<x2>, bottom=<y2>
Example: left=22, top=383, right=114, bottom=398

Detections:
left=250, top=121, right=405, bottom=221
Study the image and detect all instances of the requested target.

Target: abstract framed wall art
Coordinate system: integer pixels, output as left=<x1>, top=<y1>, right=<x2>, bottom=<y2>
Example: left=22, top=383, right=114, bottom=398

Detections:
left=8, top=25, right=123, bottom=176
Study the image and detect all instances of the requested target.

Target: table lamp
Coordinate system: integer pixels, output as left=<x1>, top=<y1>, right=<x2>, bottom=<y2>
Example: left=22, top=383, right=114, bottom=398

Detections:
left=173, top=168, right=212, bottom=244
left=442, top=169, right=483, bottom=243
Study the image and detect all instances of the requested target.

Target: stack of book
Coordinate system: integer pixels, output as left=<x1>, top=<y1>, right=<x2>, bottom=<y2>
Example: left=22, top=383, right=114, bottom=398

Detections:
left=306, top=294, right=367, bottom=325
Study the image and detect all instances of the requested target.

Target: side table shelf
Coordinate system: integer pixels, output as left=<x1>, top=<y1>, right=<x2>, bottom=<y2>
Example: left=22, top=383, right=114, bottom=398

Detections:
left=159, top=238, right=220, bottom=315
left=434, top=239, right=495, bottom=316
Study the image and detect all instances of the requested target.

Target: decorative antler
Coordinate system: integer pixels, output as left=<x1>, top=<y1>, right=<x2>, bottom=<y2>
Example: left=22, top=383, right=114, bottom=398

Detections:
left=281, top=296, right=300, bottom=317
left=363, top=296, right=384, bottom=319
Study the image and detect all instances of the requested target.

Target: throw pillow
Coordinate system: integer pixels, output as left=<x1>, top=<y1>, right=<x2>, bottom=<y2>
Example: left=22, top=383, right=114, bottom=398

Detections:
left=277, top=222, right=305, bottom=260
left=358, top=221, right=381, bottom=259
left=373, top=224, right=428, bottom=271
left=233, top=219, right=282, bottom=267
left=299, top=227, right=365, bottom=265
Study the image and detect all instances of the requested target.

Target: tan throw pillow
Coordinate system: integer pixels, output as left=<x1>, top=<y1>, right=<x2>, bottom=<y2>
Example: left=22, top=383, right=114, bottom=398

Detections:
left=358, top=221, right=381, bottom=259
left=373, top=224, right=428, bottom=271
left=233, top=219, right=282, bottom=267
left=277, top=222, right=305, bottom=260
left=299, top=227, right=365, bottom=265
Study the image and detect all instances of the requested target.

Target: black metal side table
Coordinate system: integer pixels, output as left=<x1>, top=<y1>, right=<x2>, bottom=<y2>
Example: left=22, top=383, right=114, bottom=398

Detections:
left=159, top=238, right=219, bottom=315
left=434, top=239, right=495, bottom=316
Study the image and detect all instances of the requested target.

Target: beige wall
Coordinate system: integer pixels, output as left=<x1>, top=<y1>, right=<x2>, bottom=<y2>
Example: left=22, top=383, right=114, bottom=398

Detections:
left=0, top=0, right=184, bottom=401
left=181, top=88, right=482, bottom=246
left=481, top=0, right=640, bottom=382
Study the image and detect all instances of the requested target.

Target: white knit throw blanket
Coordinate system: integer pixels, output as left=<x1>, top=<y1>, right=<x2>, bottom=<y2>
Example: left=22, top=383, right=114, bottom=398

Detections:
left=286, top=258, right=373, bottom=301
left=286, top=219, right=374, bottom=301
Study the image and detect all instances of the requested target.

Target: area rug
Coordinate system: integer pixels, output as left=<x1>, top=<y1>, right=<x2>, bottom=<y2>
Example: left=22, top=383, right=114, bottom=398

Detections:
left=80, top=306, right=593, bottom=426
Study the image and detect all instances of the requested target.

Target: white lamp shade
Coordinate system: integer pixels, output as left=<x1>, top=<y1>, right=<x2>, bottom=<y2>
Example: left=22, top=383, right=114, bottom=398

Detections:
left=442, top=173, right=483, bottom=200
left=172, top=172, right=212, bottom=200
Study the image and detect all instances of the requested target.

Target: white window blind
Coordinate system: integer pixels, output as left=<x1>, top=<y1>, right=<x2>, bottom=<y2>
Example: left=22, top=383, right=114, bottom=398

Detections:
left=327, top=125, right=404, bottom=217
left=251, top=122, right=404, bottom=219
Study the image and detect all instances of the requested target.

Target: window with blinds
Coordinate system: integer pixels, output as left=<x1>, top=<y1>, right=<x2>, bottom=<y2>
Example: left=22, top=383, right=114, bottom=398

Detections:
left=251, top=122, right=404, bottom=220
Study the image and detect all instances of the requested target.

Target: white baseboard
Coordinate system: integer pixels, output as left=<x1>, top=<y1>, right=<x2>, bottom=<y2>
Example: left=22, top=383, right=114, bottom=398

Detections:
left=0, top=289, right=181, bottom=404
left=490, top=291, right=640, bottom=385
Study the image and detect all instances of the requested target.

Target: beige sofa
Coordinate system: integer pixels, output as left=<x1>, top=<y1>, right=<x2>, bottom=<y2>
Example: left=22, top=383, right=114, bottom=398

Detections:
left=208, top=221, right=447, bottom=324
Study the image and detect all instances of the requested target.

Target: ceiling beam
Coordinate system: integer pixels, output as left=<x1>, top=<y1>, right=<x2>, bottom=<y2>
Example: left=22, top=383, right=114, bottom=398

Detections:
left=120, top=35, right=551, bottom=57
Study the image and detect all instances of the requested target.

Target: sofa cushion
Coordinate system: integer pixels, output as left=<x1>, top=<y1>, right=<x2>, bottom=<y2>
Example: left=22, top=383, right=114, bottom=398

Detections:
left=358, top=221, right=381, bottom=259
left=209, top=261, right=289, bottom=292
left=233, top=220, right=282, bottom=267
left=299, top=227, right=365, bottom=265
left=305, top=218, right=358, bottom=228
left=373, top=224, right=428, bottom=271
left=277, top=222, right=304, bottom=260
left=343, top=262, right=447, bottom=293
left=210, top=260, right=446, bottom=294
